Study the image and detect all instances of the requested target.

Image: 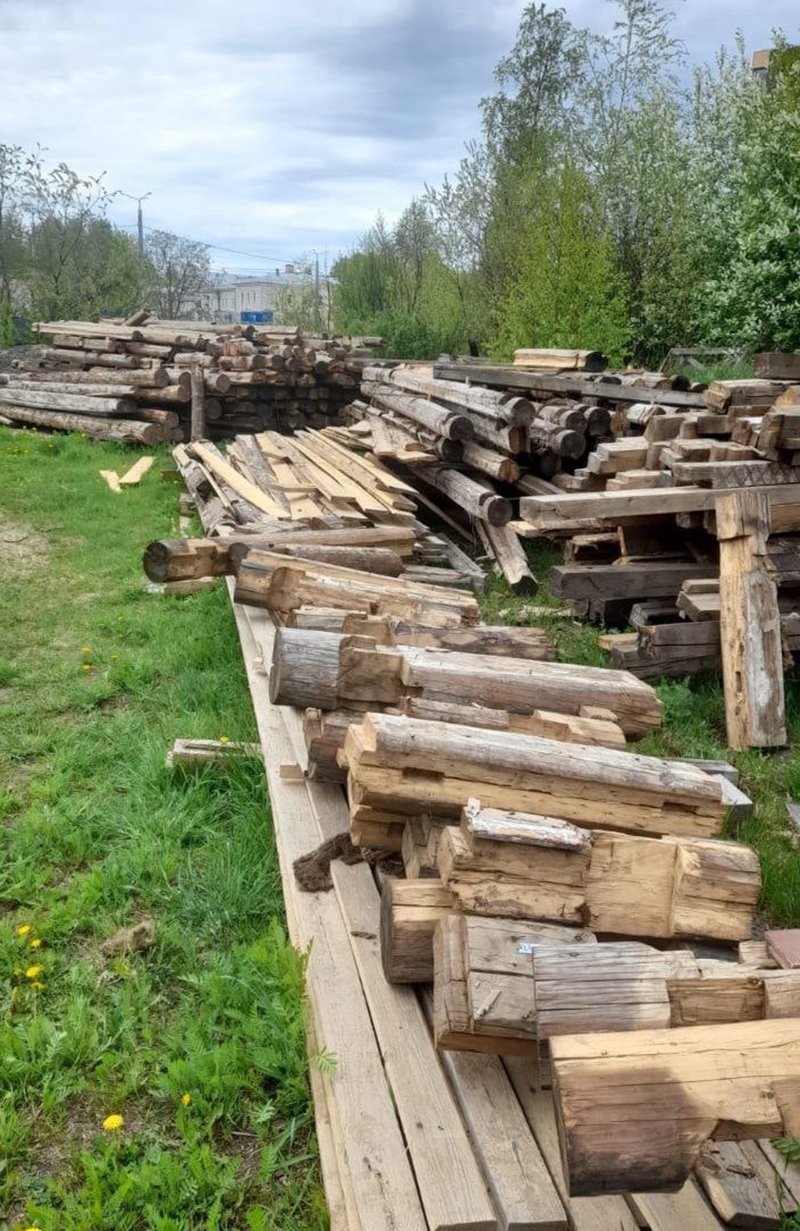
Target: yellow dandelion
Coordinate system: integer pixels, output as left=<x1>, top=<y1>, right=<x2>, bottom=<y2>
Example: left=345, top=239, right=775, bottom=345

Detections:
left=102, top=1113, right=124, bottom=1132
left=82, top=646, right=91, bottom=653
left=25, top=965, right=42, bottom=979
left=181, top=1092, right=192, bottom=1107
left=30, top=937, right=42, bottom=949
left=82, top=664, right=92, bottom=672
left=17, top=923, right=32, bottom=937
left=218, top=734, right=230, bottom=744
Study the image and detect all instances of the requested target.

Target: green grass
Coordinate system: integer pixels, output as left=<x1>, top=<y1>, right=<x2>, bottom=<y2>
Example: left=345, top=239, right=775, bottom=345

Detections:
left=491, top=538, right=800, bottom=928
left=0, top=428, right=324, bottom=1230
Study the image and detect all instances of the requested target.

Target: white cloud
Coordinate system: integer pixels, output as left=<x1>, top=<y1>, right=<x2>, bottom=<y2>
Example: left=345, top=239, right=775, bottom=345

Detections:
left=0, top=0, right=797, bottom=268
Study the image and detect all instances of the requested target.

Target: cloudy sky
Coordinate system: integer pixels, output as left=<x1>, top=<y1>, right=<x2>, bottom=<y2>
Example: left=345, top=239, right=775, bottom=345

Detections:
left=1, top=0, right=797, bottom=272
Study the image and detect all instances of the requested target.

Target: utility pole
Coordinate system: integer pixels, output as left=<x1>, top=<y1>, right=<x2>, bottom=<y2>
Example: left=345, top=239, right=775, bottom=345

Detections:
left=314, top=251, right=321, bottom=332
left=120, top=190, right=152, bottom=259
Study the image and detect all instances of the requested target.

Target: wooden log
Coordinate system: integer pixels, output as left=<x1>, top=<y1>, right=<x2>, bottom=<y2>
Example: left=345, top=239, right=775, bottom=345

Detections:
left=7, top=367, right=168, bottom=388
left=363, top=365, right=536, bottom=425
left=434, top=913, right=597, bottom=1055
left=481, top=522, right=538, bottom=595
left=347, top=716, right=725, bottom=840
left=190, top=364, right=205, bottom=443
left=362, top=382, right=473, bottom=440
left=272, top=632, right=658, bottom=736
left=718, top=489, right=786, bottom=749
left=460, top=440, right=521, bottom=482
left=380, top=877, right=454, bottom=983
left=550, top=1019, right=800, bottom=1196
left=38, top=348, right=141, bottom=369
left=417, top=467, right=512, bottom=526
left=135, top=385, right=191, bottom=405
left=124, top=341, right=174, bottom=358
left=438, top=804, right=757, bottom=941
left=239, top=556, right=477, bottom=626
left=0, top=404, right=161, bottom=443
left=0, top=387, right=137, bottom=417
left=0, top=378, right=142, bottom=399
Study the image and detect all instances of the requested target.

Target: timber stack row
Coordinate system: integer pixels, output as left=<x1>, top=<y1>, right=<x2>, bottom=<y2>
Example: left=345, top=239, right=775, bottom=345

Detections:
left=335, top=353, right=800, bottom=695
left=151, top=424, right=800, bottom=1229
left=0, top=310, right=378, bottom=443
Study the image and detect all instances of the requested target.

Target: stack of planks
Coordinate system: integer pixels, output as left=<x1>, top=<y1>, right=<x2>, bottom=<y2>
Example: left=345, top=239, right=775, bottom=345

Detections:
left=0, top=313, right=376, bottom=443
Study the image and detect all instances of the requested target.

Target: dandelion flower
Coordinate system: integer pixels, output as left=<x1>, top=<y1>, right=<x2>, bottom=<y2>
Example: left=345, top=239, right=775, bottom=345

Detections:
left=17, top=924, right=32, bottom=937
left=218, top=734, right=230, bottom=744
left=182, top=1092, right=192, bottom=1107
left=82, top=664, right=92, bottom=672
left=25, top=965, right=42, bottom=979
left=30, top=938, right=42, bottom=949
left=82, top=646, right=91, bottom=653
left=102, top=1113, right=124, bottom=1132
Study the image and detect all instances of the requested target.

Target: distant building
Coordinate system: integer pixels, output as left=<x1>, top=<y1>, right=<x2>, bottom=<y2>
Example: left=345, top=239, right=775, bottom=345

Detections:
left=201, top=265, right=332, bottom=326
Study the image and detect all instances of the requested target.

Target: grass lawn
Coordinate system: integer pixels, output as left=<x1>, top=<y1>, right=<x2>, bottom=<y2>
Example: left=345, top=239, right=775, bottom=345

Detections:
left=0, top=428, right=325, bottom=1230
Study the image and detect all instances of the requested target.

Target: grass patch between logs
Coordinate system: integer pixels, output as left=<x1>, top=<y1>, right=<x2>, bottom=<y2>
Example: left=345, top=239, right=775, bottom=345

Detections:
left=0, top=428, right=325, bottom=1230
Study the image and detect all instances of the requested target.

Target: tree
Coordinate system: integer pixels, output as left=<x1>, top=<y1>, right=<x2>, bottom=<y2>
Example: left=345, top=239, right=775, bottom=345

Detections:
left=143, top=230, right=210, bottom=319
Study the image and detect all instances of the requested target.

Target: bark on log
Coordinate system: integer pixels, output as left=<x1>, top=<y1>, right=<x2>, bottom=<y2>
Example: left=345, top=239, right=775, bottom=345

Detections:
left=362, top=382, right=473, bottom=441
left=0, top=388, right=138, bottom=417
left=0, top=405, right=161, bottom=442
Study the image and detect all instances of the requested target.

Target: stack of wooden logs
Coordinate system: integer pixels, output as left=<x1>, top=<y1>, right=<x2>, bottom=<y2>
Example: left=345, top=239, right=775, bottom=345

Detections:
left=0, top=313, right=376, bottom=444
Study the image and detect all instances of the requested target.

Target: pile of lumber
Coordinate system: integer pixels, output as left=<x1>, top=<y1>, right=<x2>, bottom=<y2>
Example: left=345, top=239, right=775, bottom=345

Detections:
left=159, top=424, right=800, bottom=1228
left=512, top=370, right=800, bottom=626
left=0, top=312, right=375, bottom=443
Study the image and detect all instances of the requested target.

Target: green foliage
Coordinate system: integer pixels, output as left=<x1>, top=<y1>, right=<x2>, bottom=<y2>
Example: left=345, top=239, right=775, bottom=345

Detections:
left=0, top=296, right=15, bottom=347
left=337, top=3, right=800, bottom=365
left=486, top=155, right=630, bottom=364
left=333, top=206, right=472, bottom=357
left=0, top=430, right=321, bottom=1226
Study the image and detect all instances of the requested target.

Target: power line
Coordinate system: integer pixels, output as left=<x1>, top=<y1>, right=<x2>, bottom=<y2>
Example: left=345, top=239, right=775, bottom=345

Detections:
left=118, top=221, right=303, bottom=264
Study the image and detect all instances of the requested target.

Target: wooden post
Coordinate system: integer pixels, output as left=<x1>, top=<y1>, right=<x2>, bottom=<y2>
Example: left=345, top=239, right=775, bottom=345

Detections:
left=717, top=488, right=786, bottom=749
left=190, top=362, right=205, bottom=442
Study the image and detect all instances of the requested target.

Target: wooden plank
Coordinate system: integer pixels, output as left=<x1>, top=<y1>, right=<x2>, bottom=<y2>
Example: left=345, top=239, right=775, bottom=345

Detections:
left=718, top=489, right=786, bottom=749
left=503, top=1060, right=639, bottom=1231
left=420, top=991, right=567, bottom=1231
left=100, top=469, right=122, bottom=493
left=119, top=455, right=155, bottom=485
left=626, top=1180, right=724, bottom=1231
left=189, top=442, right=289, bottom=519
left=518, top=485, right=800, bottom=533
left=304, top=784, right=498, bottom=1231
left=766, top=929, right=800, bottom=969
left=229, top=597, right=428, bottom=1231
left=432, top=362, right=706, bottom=407
left=696, top=1139, right=795, bottom=1227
